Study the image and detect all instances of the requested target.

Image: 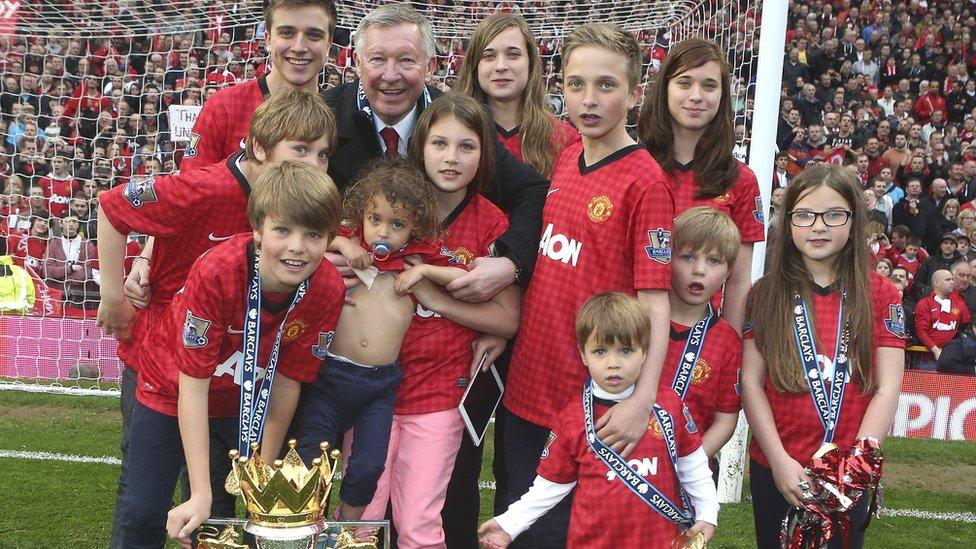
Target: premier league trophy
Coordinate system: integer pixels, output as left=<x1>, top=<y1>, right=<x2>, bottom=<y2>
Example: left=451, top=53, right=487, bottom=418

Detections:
left=198, top=439, right=388, bottom=549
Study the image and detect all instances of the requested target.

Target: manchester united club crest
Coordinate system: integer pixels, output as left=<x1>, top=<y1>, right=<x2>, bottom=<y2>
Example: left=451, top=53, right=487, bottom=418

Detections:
left=691, top=358, right=712, bottom=386
left=586, top=195, right=614, bottom=224
left=282, top=318, right=309, bottom=343
left=713, top=192, right=730, bottom=204
left=451, top=246, right=475, bottom=265
left=648, top=417, right=664, bottom=439
left=123, top=177, right=158, bottom=208
left=182, top=311, right=212, bottom=349
left=644, top=228, right=672, bottom=264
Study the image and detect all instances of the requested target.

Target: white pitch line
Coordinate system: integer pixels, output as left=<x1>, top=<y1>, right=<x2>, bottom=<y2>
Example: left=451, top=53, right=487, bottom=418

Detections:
left=0, top=449, right=121, bottom=465
left=2, top=450, right=973, bottom=525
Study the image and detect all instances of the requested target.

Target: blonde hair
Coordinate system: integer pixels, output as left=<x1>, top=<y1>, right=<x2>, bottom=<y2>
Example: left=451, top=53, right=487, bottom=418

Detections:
left=562, top=24, right=642, bottom=88
left=673, top=207, right=741, bottom=266
left=245, top=88, right=337, bottom=162
left=575, top=292, right=650, bottom=353
left=247, top=160, right=342, bottom=238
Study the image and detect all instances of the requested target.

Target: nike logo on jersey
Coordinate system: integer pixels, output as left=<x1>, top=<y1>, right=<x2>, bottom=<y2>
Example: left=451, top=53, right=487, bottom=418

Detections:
left=209, top=233, right=234, bottom=242
left=227, top=326, right=245, bottom=334
left=547, top=188, right=560, bottom=197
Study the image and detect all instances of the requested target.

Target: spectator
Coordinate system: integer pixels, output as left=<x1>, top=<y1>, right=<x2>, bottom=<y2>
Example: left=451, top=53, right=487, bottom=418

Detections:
left=42, top=213, right=98, bottom=313
left=918, top=233, right=965, bottom=289
left=959, top=235, right=976, bottom=262
left=893, top=178, right=935, bottom=240
left=8, top=214, right=50, bottom=270
left=915, top=268, right=970, bottom=370
left=952, top=259, right=976, bottom=322
left=914, top=79, right=948, bottom=125
left=38, top=154, right=78, bottom=218
left=893, top=235, right=925, bottom=284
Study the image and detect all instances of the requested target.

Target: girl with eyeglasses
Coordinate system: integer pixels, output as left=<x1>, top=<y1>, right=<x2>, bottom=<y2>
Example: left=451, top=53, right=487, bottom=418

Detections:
left=740, top=165, right=905, bottom=548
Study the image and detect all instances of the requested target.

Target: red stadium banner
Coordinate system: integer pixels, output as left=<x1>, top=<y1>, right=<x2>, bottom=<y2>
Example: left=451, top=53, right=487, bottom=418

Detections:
left=891, top=370, right=976, bottom=441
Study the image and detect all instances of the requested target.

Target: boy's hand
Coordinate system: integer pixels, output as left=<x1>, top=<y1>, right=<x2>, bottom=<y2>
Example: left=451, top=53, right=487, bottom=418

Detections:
left=123, top=259, right=152, bottom=308
left=97, top=297, right=137, bottom=341
left=470, top=334, right=507, bottom=377
left=684, top=521, right=716, bottom=543
left=166, top=495, right=211, bottom=549
left=595, top=397, right=651, bottom=458
left=478, top=519, right=512, bottom=548
left=395, top=264, right=427, bottom=295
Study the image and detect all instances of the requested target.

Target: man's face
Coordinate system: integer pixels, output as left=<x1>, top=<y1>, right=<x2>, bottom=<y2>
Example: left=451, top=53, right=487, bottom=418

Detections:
left=857, top=156, right=869, bottom=171
left=266, top=5, right=333, bottom=90
left=895, top=134, right=907, bottom=149
left=933, top=179, right=948, bottom=197
left=892, top=268, right=909, bottom=285
left=907, top=180, right=923, bottom=197
left=941, top=239, right=958, bottom=257
left=804, top=84, right=816, bottom=99
left=866, top=138, right=879, bottom=154
left=809, top=126, right=823, bottom=141
left=825, top=112, right=839, bottom=128
left=952, top=164, right=964, bottom=180
left=356, top=23, right=434, bottom=126
left=965, top=161, right=976, bottom=178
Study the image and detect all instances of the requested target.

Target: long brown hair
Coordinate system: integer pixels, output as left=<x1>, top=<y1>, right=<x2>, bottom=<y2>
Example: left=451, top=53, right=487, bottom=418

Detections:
left=748, top=165, right=875, bottom=393
left=638, top=38, right=738, bottom=199
left=409, top=93, right=496, bottom=197
left=456, top=13, right=566, bottom=177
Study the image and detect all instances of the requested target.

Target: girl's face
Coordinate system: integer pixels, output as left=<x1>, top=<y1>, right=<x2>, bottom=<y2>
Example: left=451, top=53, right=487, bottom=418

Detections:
left=947, top=204, right=959, bottom=218
left=423, top=116, right=481, bottom=201
left=876, top=261, right=891, bottom=276
left=667, top=60, right=723, bottom=134
left=363, top=193, right=415, bottom=253
left=477, top=26, right=530, bottom=104
left=789, top=185, right=853, bottom=268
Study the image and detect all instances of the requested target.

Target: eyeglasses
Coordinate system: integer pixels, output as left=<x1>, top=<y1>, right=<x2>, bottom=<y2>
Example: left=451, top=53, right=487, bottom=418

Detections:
left=788, top=209, right=853, bottom=227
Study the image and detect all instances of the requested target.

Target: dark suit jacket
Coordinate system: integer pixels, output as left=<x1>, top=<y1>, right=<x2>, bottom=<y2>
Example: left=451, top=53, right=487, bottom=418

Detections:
left=323, top=81, right=549, bottom=286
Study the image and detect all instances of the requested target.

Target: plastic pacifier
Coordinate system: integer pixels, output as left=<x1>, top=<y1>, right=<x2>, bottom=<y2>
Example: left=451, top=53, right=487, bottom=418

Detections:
left=370, top=241, right=392, bottom=261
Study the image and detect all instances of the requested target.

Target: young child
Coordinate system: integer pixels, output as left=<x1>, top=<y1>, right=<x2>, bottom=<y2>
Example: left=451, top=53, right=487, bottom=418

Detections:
left=97, top=88, right=335, bottom=546
left=663, top=207, right=742, bottom=459
left=116, top=161, right=344, bottom=549
left=740, top=165, right=905, bottom=549
left=914, top=268, right=970, bottom=369
left=502, top=24, right=674, bottom=545
left=480, top=292, right=718, bottom=549
left=294, top=158, right=467, bottom=522
left=352, top=93, right=522, bottom=547
left=894, top=235, right=923, bottom=282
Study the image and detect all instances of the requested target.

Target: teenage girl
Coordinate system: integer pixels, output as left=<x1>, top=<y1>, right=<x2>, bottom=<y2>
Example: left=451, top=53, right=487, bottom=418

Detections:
left=358, top=93, right=522, bottom=549
left=740, top=164, right=905, bottom=548
left=638, top=38, right=765, bottom=333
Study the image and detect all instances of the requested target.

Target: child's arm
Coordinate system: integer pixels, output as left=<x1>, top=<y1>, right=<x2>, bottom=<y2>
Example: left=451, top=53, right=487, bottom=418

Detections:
left=409, top=277, right=521, bottom=339
left=328, top=234, right=371, bottom=270
left=677, top=447, right=719, bottom=542
left=596, top=289, right=669, bottom=457
left=740, top=339, right=811, bottom=508
left=260, top=373, right=302, bottom=461
left=167, top=373, right=213, bottom=549
left=395, top=263, right=468, bottom=294
left=95, top=202, right=137, bottom=340
left=478, top=476, right=577, bottom=548
left=722, top=244, right=753, bottom=334
left=856, top=346, right=905, bottom=442
left=701, top=411, right=740, bottom=457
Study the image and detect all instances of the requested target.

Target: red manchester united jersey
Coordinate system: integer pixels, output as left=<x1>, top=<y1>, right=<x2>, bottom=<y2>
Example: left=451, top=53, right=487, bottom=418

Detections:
left=662, top=315, right=742, bottom=434
left=670, top=162, right=765, bottom=244
left=396, top=195, right=508, bottom=415
left=506, top=142, right=674, bottom=428
left=136, top=235, right=344, bottom=418
left=99, top=152, right=253, bottom=369
left=538, top=387, right=701, bottom=549
left=38, top=174, right=78, bottom=218
left=180, top=76, right=268, bottom=171
left=7, top=234, right=46, bottom=269
left=496, top=121, right=580, bottom=167
left=745, top=272, right=906, bottom=467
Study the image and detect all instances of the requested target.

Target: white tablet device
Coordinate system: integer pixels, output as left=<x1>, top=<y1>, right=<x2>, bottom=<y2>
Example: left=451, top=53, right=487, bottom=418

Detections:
left=458, top=354, right=504, bottom=446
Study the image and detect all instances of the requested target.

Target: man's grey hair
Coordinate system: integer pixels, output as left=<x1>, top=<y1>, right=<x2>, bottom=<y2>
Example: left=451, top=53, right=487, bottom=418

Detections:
left=354, top=4, right=436, bottom=61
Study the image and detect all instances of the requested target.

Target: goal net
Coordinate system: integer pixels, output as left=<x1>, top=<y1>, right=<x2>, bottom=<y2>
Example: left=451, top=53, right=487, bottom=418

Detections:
left=0, top=0, right=760, bottom=396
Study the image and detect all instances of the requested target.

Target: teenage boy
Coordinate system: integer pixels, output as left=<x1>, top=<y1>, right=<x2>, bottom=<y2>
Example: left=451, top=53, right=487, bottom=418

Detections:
left=117, top=161, right=344, bottom=548
left=181, top=0, right=337, bottom=170
left=38, top=153, right=77, bottom=217
left=98, top=89, right=335, bottom=548
left=663, top=207, right=742, bottom=458
left=480, top=292, right=718, bottom=548
left=501, top=24, right=674, bottom=545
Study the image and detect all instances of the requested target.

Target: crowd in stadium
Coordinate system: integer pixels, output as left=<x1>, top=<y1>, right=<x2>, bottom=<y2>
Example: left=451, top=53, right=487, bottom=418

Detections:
left=1, top=2, right=975, bottom=326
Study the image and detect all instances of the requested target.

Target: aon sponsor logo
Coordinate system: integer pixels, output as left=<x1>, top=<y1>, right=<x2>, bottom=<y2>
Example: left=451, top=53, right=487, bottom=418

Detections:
left=213, top=351, right=267, bottom=385
left=606, top=457, right=658, bottom=481
left=416, top=303, right=442, bottom=318
left=539, top=223, right=582, bottom=266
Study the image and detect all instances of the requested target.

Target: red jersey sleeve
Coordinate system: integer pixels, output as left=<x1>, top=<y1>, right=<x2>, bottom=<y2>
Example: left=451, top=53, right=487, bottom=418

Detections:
left=277, top=271, right=345, bottom=384
left=99, top=172, right=210, bottom=237
left=631, top=179, right=674, bottom=291
left=536, top=402, right=581, bottom=485
left=873, top=274, right=907, bottom=347
left=181, top=99, right=226, bottom=171
left=174, top=256, right=229, bottom=379
left=729, top=165, right=766, bottom=243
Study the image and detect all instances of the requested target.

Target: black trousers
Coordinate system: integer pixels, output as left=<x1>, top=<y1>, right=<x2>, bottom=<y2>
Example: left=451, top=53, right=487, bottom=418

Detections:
left=750, top=459, right=871, bottom=549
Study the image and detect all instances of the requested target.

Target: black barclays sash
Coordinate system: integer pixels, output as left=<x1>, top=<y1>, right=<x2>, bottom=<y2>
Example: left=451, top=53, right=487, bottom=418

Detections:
left=582, top=381, right=694, bottom=528
left=791, top=290, right=850, bottom=444
left=237, top=246, right=308, bottom=457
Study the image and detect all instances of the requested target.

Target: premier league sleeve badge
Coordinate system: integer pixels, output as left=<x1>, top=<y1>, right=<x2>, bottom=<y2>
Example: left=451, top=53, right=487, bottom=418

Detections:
left=183, top=311, right=212, bottom=349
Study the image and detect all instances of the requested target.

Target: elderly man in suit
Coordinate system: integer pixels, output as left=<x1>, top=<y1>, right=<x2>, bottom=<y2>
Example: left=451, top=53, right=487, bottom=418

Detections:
left=324, top=3, right=548, bottom=303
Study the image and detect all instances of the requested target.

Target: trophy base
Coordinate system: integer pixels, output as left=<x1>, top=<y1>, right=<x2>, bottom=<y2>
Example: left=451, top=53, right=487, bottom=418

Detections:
left=245, top=522, right=323, bottom=549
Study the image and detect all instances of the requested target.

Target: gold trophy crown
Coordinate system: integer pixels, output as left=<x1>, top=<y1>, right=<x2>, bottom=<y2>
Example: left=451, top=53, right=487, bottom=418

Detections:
left=228, top=439, right=340, bottom=528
